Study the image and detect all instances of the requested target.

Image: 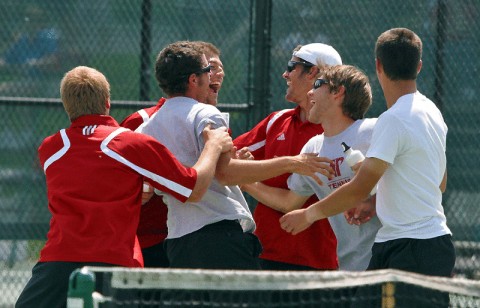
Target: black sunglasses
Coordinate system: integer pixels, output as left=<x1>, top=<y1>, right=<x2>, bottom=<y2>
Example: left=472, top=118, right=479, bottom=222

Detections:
left=182, top=65, right=211, bottom=78
left=287, top=60, right=314, bottom=73
left=313, top=78, right=329, bottom=89
left=196, top=65, right=211, bottom=74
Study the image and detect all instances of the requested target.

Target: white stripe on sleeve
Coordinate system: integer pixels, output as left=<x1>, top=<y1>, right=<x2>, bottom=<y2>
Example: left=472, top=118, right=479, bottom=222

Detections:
left=101, top=128, right=193, bottom=198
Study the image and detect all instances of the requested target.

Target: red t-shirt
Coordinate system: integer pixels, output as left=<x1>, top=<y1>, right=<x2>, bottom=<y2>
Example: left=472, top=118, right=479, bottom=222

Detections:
left=38, top=114, right=196, bottom=267
left=120, top=98, right=168, bottom=249
left=234, top=107, right=338, bottom=269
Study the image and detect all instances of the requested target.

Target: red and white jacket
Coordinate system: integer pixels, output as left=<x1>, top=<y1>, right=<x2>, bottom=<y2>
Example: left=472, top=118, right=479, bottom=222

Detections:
left=38, top=114, right=196, bottom=267
left=120, top=98, right=168, bottom=249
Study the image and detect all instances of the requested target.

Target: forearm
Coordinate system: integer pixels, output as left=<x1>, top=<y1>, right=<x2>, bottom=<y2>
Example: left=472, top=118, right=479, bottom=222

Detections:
left=188, top=141, right=223, bottom=202
left=305, top=180, right=370, bottom=223
left=243, top=182, right=305, bottom=213
left=216, top=156, right=297, bottom=185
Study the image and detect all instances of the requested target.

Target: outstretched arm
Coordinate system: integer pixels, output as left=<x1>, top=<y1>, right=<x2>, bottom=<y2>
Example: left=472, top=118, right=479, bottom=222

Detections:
left=242, top=182, right=310, bottom=213
left=280, top=157, right=388, bottom=235
left=215, top=153, right=334, bottom=186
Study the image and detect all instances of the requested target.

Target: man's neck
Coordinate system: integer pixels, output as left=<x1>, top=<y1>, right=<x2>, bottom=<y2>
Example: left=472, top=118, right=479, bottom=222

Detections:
left=384, top=80, right=417, bottom=108
left=322, top=115, right=355, bottom=137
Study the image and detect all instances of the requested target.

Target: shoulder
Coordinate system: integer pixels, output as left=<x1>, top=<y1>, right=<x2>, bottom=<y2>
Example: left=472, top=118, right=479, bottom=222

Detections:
left=303, top=134, right=324, bottom=151
left=357, top=118, right=378, bottom=131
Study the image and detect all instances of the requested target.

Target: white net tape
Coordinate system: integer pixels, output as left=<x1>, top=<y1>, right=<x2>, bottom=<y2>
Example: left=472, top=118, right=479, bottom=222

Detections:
left=84, top=267, right=480, bottom=297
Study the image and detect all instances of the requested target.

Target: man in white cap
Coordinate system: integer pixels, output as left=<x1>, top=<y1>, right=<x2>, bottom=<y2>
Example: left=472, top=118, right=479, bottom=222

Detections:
left=235, top=43, right=346, bottom=270
left=241, top=64, right=382, bottom=271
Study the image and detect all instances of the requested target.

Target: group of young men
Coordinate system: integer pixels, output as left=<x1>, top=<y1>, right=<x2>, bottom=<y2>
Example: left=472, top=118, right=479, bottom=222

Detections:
left=16, top=27, right=455, bottom=307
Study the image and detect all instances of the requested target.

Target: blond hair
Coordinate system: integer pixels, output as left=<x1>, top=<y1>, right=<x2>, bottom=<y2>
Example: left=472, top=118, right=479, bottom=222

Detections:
left=60, top=66, right=110, bottom=121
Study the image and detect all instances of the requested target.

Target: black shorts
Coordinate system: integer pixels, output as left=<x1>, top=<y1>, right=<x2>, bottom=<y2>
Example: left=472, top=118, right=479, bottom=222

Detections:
left=164, top=220, right=262, bottom=270
left=15, top=261, right=113, bottom=308
left=142, top=242, right=169, bottom=268
left=367, top=234, right=456, bottom=277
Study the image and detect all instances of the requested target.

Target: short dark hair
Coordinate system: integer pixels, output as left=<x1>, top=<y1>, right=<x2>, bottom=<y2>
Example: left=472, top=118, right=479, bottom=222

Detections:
left=323, top=65, right=372, bottom=120
left=155, top=41, right=205, bottom=96
left=375, top=28, right=422, bottom=80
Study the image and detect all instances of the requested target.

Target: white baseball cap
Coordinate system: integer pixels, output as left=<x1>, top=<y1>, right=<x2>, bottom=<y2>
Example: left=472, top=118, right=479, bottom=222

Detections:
left=292, top=43, right=342, bottom=67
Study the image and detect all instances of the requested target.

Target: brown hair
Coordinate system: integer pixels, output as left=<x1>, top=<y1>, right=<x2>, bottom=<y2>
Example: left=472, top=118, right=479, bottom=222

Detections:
left=155, top=41, right=205, bottom=96
left=194, top=41, right=221, bottom=59
left=60, top=66, right=110, bottom=121
left=323, top=65, right=372, bottom=120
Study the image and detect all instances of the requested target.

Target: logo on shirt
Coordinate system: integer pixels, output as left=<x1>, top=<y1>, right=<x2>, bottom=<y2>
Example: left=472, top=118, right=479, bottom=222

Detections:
left=276, top=133, right=286, bottom=141
left=327, top=157, right=351, bottom=190
left=82, top=125, right=97, bottom=136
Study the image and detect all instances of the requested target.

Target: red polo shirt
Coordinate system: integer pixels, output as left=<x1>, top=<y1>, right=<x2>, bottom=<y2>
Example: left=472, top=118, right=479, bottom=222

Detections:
left=234, top=107, right=338, bottom=269
left=38, top=114, right=196, bottom=267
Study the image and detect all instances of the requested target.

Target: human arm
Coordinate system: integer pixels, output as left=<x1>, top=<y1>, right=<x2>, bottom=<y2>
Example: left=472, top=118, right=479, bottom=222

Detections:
left=440, top=170, right=447, bottom=193
left=241, top=182, right=310, bottom=213
left=187, top=125, right=233, bottom=202
left=280, top=157, right=388, bottom=235
left=215, top=153, right=334, bottom=186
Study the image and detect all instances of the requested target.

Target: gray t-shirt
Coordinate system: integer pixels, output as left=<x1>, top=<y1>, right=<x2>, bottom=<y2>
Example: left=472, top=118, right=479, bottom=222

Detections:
left=288, top=118, right=381, bottom=271
left=139, top=97, right=255, bottom=239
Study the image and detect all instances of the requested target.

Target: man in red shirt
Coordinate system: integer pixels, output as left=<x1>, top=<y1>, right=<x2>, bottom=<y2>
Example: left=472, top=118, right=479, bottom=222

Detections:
left=234, top=43, right=342, bottom=270
left=15, top=66, right=232, bottom=308
left=120, top=41, right=229, bottom=267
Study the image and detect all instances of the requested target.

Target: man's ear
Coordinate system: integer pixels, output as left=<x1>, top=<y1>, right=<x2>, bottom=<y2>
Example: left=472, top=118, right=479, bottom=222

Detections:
left=308, top=66, right=320, bottom=79
left=105, top=99, right=111, bottom=110
left=188, top=73, right=198, bottom=87
left=417, top=59, right=422, bottom=75
left=375, top=58, right=382, bottom=75
left=334, top=85, right=346, bottom=98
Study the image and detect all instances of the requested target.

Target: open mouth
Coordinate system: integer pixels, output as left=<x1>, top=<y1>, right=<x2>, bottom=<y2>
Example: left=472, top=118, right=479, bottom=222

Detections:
left=210, top=84, right=220, bottom=94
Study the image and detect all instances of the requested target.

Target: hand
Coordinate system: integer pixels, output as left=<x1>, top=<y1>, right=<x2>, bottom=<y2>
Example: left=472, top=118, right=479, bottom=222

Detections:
left=235, top=147, right=254, bottom=160
left=344, top=196, right=376, bottom=225
left=292, top=153, right=334, bottom=185
left=202, top=124, right=233, bottom=153
left=142, top=182, right=154, bottom=205
left=279, top=208, right=313, bottom=235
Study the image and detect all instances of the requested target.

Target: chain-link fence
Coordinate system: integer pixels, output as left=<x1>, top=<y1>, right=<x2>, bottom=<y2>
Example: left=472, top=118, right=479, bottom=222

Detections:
left=1, top=0, right=479, bottom=305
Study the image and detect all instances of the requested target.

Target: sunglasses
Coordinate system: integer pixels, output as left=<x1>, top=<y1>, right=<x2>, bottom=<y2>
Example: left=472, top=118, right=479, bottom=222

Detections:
left=180, top=65, right=211, bottom=80
left=313, top=78, right=329, bottom=89
left=287, top=60, right=314, bottom=73
left=195, top=65, right=211, bottom=74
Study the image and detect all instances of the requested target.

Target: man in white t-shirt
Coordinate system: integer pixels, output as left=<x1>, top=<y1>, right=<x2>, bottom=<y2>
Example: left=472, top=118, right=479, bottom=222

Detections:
left=280, top=28, right=455, bottom=281
left=242, top=65, right=381, bottom=271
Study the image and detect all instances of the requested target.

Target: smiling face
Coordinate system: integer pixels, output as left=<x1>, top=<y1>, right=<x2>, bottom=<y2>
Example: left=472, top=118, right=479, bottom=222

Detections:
left=306, top=77, right=333, bottom=124
left=282, top=57, right=316, bottom=107
left=205, top=55, right=224, bottom=106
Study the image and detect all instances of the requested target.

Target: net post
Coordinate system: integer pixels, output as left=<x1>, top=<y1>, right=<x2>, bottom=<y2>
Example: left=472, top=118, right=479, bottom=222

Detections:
left=381, top=282, right=395, bottom=308
left=67, top=268, right=96, bottom=308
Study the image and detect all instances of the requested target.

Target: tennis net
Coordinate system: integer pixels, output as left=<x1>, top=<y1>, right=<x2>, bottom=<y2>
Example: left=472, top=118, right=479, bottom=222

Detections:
left=67, top=267, right=480, bottom=308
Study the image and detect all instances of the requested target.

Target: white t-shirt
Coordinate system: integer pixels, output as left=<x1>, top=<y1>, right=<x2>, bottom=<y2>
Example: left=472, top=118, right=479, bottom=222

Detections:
left=288, top=118, right=381, bottom=271
left=366, top=91, right=451, bottom=242
left=139, top=97, right=255, bottom=239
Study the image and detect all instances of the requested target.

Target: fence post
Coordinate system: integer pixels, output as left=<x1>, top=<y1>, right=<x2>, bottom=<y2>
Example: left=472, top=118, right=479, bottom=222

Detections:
left=139, top=0, right=152, bottom=101
left=250, top=0, right=273, bottom=126
left=67, top=268, right=95, bottom=308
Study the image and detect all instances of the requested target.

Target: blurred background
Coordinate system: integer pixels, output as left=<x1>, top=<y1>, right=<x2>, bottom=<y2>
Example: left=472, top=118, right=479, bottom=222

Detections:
left=0, top=0, right=478, bottom=305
